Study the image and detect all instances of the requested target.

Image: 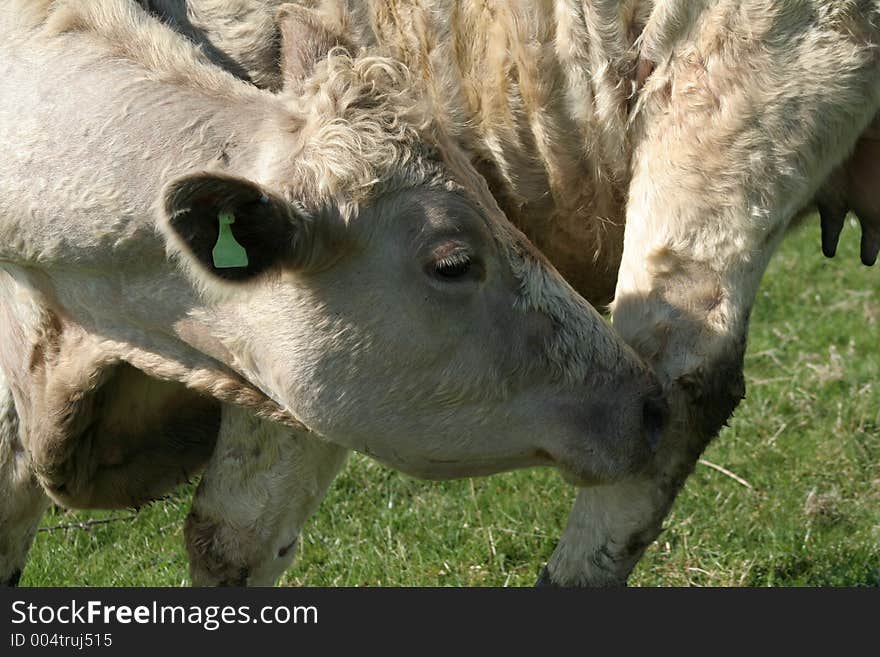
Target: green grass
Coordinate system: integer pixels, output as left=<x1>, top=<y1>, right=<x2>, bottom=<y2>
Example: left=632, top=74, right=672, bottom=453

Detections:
left=20, top=217, right=880, bottom=587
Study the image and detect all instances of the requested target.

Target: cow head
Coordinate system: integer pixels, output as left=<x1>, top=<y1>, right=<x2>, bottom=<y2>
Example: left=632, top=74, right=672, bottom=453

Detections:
left=617, top=0, right=880, bottom=442
left=157, top=5, right=667, bottom=485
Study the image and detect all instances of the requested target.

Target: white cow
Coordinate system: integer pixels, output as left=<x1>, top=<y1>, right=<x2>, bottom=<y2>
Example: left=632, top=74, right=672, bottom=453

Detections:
left=0, top=0, right=667, bottom=586
left=139, top=0, right=880, bottom=586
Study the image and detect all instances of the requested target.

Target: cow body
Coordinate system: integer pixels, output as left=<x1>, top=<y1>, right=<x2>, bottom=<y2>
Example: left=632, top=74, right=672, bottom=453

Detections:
left=142, top=0, right=880, bottom=586
left=0, top=0, right=666, bottom=585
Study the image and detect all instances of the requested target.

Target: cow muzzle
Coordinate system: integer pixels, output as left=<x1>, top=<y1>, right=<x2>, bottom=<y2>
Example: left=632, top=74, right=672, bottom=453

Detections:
left=551, top=374, right=669, bottom=487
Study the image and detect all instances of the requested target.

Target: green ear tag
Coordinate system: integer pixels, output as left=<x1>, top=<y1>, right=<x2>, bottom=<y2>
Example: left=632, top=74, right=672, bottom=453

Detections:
left=212, top=211, right=249, bottom=269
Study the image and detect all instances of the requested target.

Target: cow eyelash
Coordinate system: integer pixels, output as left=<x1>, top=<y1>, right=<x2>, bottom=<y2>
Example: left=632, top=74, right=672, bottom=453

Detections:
left=433, top=252, right=473, bottom=279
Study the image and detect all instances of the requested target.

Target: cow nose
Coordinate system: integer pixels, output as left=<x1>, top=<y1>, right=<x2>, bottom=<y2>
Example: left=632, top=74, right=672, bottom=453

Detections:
left=642, top=390, right=668, bottom=452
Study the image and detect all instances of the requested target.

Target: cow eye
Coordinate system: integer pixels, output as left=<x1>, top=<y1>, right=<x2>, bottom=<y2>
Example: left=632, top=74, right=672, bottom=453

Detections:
left=435, top=256, right=471, bottom=278
left=433, top=253, right=473, bottom=280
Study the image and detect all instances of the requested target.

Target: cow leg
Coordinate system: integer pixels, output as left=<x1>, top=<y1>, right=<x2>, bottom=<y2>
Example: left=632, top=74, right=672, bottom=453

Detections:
left=0, top=371, right=50, bottom=587
left=185, top=403, right=348, bottom=586
left=538, top=435, right=703, bottom=587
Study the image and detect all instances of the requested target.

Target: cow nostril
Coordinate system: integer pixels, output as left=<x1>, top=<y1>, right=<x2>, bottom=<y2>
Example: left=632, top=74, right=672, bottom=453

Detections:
left=642, top=393, right=668, bottom=452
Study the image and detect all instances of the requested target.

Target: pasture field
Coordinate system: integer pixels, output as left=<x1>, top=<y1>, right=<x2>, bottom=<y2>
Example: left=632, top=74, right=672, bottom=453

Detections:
left=19, top=217, right=880, bottom=586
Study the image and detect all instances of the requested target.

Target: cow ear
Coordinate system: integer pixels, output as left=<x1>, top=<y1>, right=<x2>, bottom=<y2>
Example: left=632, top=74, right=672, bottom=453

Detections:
left=161, top=173, right=303, bottom=284
left=275, top=4, right=348, bottom=90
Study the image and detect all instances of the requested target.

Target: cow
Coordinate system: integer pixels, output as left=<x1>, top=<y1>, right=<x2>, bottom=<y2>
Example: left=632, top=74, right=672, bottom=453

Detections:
left=137, top=0, right=879, bottom=586
left=0, top=0, right=669, bottom=586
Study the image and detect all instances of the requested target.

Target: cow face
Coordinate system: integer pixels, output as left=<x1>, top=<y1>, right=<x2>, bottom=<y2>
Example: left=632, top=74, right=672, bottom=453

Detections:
left=159, top=163, right=667, bottom=484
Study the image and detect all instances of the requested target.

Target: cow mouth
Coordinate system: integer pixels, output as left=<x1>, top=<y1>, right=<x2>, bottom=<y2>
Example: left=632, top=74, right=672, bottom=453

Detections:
left=533, top=451, right=607, bottom=487
left=545, top=439, right=656, bottom=488
left=404, top=449, right=554, bottom=480
left=532, top=448, right=603, bottom=488
left=556, top=465, right=603, bottom=488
